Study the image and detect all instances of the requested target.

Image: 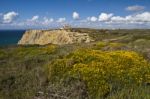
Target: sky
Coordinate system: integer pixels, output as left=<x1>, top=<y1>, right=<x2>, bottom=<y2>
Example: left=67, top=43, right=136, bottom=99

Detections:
left=0, top=0, right=150, bottom=29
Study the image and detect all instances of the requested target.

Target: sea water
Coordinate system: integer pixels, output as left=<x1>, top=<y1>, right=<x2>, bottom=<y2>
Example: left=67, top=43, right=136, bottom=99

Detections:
left=0, top=30, right=25, bottom=46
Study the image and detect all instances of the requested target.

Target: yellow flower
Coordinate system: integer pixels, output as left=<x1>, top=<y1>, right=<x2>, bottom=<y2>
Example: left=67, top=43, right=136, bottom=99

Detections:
left=46, top=49, right=150, bottom=98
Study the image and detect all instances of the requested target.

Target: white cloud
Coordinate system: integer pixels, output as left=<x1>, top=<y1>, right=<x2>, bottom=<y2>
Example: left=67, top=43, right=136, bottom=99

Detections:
left=87, top=16, right=97, bottom=22
left=57, top=17, right=66, bottom=23
left=77, top=12, right=150, bottom=29
left=73, top=12, right=80, bottom=20
left=29, top=15, right=39, bottom=21
left=24, top=15, right=40, bottom=26
left=99, top=13, right=113, bottom=21
left=111, top=12, right=150, bottom=24
left=1, top=11, right=150, bottom=29
left=111, top=16, right=126, bottom=22
left=42, top=17, right=54, bottom=25
left=132, top=12, right=150, bottom=22
left=126, top=5, right=145, bottom=11
left=3, top=11, right=18, bottom=24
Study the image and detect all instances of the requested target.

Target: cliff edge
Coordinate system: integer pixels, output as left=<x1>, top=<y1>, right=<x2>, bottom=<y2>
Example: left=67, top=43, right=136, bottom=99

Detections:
left=18, top=29, right=94, bottom=45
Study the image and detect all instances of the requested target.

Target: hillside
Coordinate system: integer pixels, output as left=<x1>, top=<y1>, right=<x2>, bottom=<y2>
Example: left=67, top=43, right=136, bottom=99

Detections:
left=0, top=29, right=150, bottom=99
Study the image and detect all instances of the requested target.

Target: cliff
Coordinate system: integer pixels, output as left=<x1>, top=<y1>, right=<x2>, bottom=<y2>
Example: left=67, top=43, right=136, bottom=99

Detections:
left=18, top=29, right=94, bottom=45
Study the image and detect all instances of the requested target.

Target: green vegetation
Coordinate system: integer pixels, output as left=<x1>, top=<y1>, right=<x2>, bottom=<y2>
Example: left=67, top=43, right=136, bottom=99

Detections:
left=0, top=44, right=59, bottom=99
left=46, top=49, right=150, bottom=99
left=0, top=29, right=150, bottom=99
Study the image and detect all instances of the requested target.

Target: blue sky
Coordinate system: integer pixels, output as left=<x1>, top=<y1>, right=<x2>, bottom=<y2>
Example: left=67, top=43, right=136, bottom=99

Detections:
left=0, top=0, right=150, bottom=29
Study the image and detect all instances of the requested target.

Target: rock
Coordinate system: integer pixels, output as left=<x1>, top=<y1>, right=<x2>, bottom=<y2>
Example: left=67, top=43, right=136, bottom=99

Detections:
left=18, top=29, right=94, bottom=45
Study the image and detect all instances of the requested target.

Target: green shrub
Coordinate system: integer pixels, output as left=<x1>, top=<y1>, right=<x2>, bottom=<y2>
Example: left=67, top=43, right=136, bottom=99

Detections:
left=11, top=44, right=57, bottom=58
left=96, top=41, right=108, bottom=48
left=94, top=42, right=127, bottom=51
left=0, top=49, right=7, bottom=59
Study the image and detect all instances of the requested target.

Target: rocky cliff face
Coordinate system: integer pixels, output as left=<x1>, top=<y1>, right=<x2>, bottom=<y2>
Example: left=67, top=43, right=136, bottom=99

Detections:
left=18, top=29, right=94, bottom=45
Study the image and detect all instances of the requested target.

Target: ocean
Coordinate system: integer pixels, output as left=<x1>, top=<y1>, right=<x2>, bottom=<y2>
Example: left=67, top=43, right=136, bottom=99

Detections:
left=0, top=30, right=25, bottom=46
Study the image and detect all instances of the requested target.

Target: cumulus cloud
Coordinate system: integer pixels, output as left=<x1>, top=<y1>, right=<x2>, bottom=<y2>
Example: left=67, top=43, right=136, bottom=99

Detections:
left=133, top=12, right=150, bottom=22
left=111, top=12, right=150, bottom=24
left=3, top=11, right=18, bottom=24
left=73, top=12, right=80, bottom=20
left=111, top=16, right=126, bottom=22
left=29, top=15, right=39, bottom=21
left=126, top=5, right=145, bottom=11
left=78, top=12, right=150, bottom=29
left=87, top=16, right=97, bottom=22
left=99, top=13, right=113, bottom=21
left=24, top=16, right=55, bottom=27
left=57, top=17, right=66, bottom=23
left=24, top=15, right=40, bottom=26
left=1, top=11, right=150, bottom=29
left=42, top=17, right=54, bottom=25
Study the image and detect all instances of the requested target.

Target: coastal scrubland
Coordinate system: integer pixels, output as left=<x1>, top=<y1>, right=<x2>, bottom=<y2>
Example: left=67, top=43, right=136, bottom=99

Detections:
left=0, top=29, right=150, bottom=99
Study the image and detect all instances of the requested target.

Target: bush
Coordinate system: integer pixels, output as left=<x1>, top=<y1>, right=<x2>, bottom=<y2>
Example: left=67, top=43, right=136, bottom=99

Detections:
left=11, top=44, right=57, bottom=58
left=95, top=41, right=127, bottom=51
left=46, top=49, right=150, bottom=98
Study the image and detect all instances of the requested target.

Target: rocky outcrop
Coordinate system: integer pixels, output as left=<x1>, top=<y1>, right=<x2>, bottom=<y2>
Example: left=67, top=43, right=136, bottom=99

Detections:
left=18, top=29, right=94, bottom=45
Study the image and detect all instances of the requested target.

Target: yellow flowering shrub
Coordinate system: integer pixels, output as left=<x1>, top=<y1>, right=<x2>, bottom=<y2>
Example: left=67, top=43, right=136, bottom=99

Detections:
left=96, top=41, right=108, bottom=48
left=46, top=49, right=150, bottom=98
